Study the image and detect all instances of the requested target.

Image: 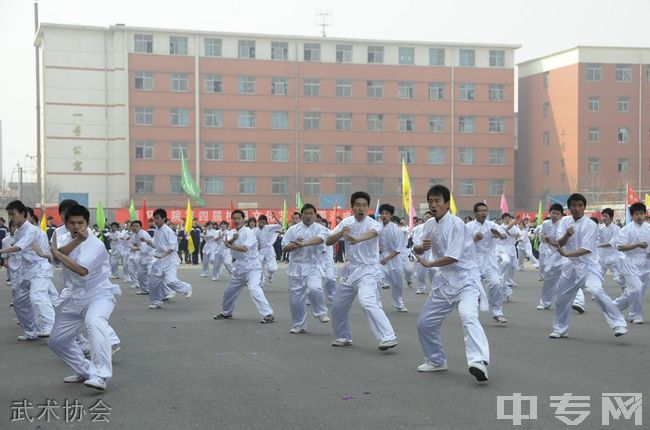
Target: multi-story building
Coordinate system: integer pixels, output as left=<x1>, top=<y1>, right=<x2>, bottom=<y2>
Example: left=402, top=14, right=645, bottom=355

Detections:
left=36, top=23, right=518, bottom=213
left=517, top=46, right=650, bottom=209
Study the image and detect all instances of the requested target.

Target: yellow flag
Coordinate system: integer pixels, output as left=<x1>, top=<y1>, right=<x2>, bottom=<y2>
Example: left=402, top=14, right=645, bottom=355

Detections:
left=450, top=194, right=458, bottom=215
left=645, top=193, right=650, bottom=209
left=184, top=199, right=195, bottom=254
left=40, top=210, right=47, bottom=232
left=401, top=159, right=411, bottom=212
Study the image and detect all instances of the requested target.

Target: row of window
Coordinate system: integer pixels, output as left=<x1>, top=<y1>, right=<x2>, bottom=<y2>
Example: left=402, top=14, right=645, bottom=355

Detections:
left=134, top=141, right=509, bottom=165
left=585, top=96, right=635, bottom=113
left=541, top=127, right=639, bottom=145
left=133, top=34, right=506, bottom=67
left=134, top=175, right=505, bottom=197
left=542, top=158, right=633, bottom=175
left=584, top=63, right=650, bottom=82
left=134, top=108, right=507, bottom=134
left=134, top=72, right=508, bottom=101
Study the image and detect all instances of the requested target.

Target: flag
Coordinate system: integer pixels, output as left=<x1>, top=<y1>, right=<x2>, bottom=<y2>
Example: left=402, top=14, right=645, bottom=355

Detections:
left=282, top=199, right=288, bottom=230
left=332, top=203, right=338, bottom=229
left=296, top=192, right=303, bottom=211
left=40, top=209, right=47, bottom=232
left=96, top=201, right=106, bottom=239
left=128, top=199, right=137, bottom=221
left=374, top=198, right=380, bottom=220
left=180, top=151, right=205, bottom=206
left=230, top=199, right=236, bottom=228
left=409, top=191, right=416, bottom=230
left=500, top=192, right=509, bottom=214
left=140, top=198, right=148, bottom=226
left=645, top=193, right=650, bottom=209
left=185, top=199, right=195, bottom=254
left=450, top=193, right=458, bottom=215
left=533, top=200, right=543, bottom=251
left=401, top=159, right=411, bottom=213
left=626, top=183, right=639, bottom=206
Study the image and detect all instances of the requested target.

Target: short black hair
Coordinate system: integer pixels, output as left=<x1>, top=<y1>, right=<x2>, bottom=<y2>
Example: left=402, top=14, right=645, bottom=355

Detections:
left=590, top=216, right=600, bottom=224
left=292, top=212, right=301, bottom=217
left=153, top=208, right=167, bottom=220
left=567, top=193, right=587, bottom=207
left=111, top=222, right=120, bottom=227
left=258, top=215, right=268, bottom=222
left=378, top=203, right=395, bottom=215
left=501, top=212, right=512, bottom=220
left=473, top=202, right=488, bottom=213
left=427, top=185, right=450, bottom=203
left=350, top=191, right=371, bottom=206
left=390, top=215, right=401, bottom=224
left=549, top=203, right=564, bottom=213
left=6, top=200, right=27, bottom=215
left=629, top=202, right=646, bottom=215
left=301, top=203, right=317, bottom=214
left=65, top=205, right=90, bottom=223
left=58, top=199, right=79, bottom=216
left=220, top=221, right=229, bottom=226
left=232, top=209, right=245, bottom=219
left=601, top=208, right=614, bottom=218
left=131, top=220, right=142, bottom=227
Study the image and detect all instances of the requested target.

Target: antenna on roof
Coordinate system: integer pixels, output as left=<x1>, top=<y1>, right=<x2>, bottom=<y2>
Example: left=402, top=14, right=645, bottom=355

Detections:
left=315, top=7, right=333, bottom=38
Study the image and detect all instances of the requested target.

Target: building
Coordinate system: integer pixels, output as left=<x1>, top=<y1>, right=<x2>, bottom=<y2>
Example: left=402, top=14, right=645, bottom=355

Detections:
left=36, top=23, right=518, bottom=213
left=517, top=46, right=650, bottom=209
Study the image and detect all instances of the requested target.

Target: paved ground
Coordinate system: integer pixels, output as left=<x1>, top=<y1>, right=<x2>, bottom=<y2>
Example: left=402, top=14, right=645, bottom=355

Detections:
left=1, top=263, right=648, bottom=429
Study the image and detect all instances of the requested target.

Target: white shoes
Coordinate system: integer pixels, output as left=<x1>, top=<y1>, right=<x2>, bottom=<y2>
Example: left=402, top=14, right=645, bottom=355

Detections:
left=378, top=339, right=398, bottom=351
left=84, top=376, right=106, bottom=390
left=469, top=362, right=489, bottom=384
left=613, top=326, right=628, bottom=337
left=631, top=319, right=644, bottom=325
left=331, top=340, right=352, bottom=347
left=17, top=335, right=38, bottom=341
left=63, top=374, right=86, bottom=383
left=37, top=331, right=51, bottom=338
left=148, top=304, right=162, bottom=309
left=290, top=327, right=306, bottom=334
left=417, top=361, right=447, bottom=372
left=549, top=331, right=568, bottom=339
left=536, top=304, right=549, bottom=310
left=185, top=287, right=193, bottom=299
left=493, top=315, right=508, bottom=324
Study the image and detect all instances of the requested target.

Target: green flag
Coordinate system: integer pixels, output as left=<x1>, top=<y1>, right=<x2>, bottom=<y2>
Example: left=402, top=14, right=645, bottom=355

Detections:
left=180, top=151, right=205, bottom=206
left=96, top=201, right=106, bottom=240
left=282, top=199, right=288, bottom=230
left=296, top=192, right=303, bottom=211
left=129, top=199, right=137, bottom=221
left=533, top=200, right=543, bottom=251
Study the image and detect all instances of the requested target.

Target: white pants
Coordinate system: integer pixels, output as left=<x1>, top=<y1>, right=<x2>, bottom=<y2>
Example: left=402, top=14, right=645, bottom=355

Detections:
left=109, top=252, right=121, bottom=277
left=539, top=265, right=562, bottom=308
left=615, top=272, right=649, bottom=321
left=260, top=246, right=278, bottom=275
left=479, top=265, right=505, bottom=317
left=201, top=251, right=216, bottom=276
left=149, top=264, right=191, bottom=306
left=401, top=254, right=413, bottom=283
left=21, top=277, right=56, bottom=333
left=48, top=296, right=116, bottom=380
left=552, top=270, right=627, bottom=335
left=500, top=253, right=517, bottom=286
left=331, top=276, right=396, bottom=343
left=288, top=274, right=328, bottom=329
left=127, top=257, right=139, bottom=287
left=417, top=286, right=490, bottom=367
left=213, top=251, right=233, bottom=278
left=383, top=267, right=405, bottom=309
left=12, top=278, right=39, bottom=338
left=137, top=259, right=152, bottom=293
left=221, top=268, right=273, bottom=318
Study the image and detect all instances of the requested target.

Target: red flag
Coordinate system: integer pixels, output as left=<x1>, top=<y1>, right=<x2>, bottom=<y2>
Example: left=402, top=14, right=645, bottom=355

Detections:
left=626, top=183, right=639, bottom=206
left=331, top=203, right=338, bottom=229
left=229, top=199, right=236, bottom=228
left=500, top=192, right=509, bottom=214
left=140, top=199, right=148, bottom=226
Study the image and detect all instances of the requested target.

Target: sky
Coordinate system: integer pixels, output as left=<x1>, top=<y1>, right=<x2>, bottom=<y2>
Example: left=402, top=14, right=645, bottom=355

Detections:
left=1, top=0, right=649, bottom=183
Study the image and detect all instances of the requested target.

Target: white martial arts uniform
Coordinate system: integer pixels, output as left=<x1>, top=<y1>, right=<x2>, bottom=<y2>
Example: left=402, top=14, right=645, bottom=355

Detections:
left=412, top=223, right=435, bottom=294
left=149, top=224, right=192, bottom=306
left=599, top=223, right=623, bottom=283
left=414, top=212, right=490, bottom=368
left=257, top=224, right=282, bottom=282
left=499, top=224, right=521, bottom=289
left=400, top=225, right=414, bottom=286
left=212, top=228, right=233, bottom=279
left=329, top=215, right=397, bottom=344
left=612, top=221, right=650, bottom=322
left=108, top=231, right=123, bottom=278
left=320, top=240, right=337, bottom=301
left=537, top=219, right=567, bottom=309
left=201, top=228, right=219, bottom=278
left=379, top=220, right=407, bottom=310
left=134, top=229, right=154, bottom=294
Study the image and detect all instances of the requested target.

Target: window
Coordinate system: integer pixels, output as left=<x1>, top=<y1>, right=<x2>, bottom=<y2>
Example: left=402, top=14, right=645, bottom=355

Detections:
left=459, top=180, right=475, bottom=196
left=238, top=177, right=256, bottom=194
left=170, top=143, right=189, bottom=160
left=616, top=64, right=632, bottom=82
left=135, top=107, right=154, bottom=125
left=238, top=110, right=256, bottom=128
left=239, top=76, right=255, bottom=94
left=272, top=177, right=288, bottom=194
left=238, top=40, right=256, bottom=58
left=489, top=50, right=505, bottom=67
left=489, top=84, right=504, bottom=102
left=489, top=117, right=505, bottom=134
left=367, top=114, right=384, bottom=131
left=271, top=41, right=288, bottom=60
left=170, top=108, right=189, bottom=127
left=135, top=141, right=154, bottom=159
left=489, top=148, right=505, bottom=165
left=304, top=177, right=320, bottom=195
left=543, top=71, right=550, bottom=88
left=368, top=178, right=384, bottom=196
left=398, top=47, right=415, bottom=65
left=488, top=179, right=504, bottom=196
left=303, top=112, right=321, bottom=129
left=303, top=79, right=320, bottom=96
left=588, top=127, right=600, bottom=144
left=543, top=161, right=550, bottom=175
left=271, top=77, right=289, bottom=95
left=543, top=131, right=550, bottom=146
left=459, top=83, right=475, bottom=100
left=459, top=49, right=475, bottom=67
left=271, top=112, right=289, bottom=129
left=618, top=158, right=630, bottom=173
left=204, top=38, right=222, bottom=57
left=169, top=36, right=188, bottom=55
left=204, top=143, right=222, bottom=160
left=367, top=80, right=384, bottom=98
left=303, top=145, right=321, bottom=162
left=336, top=176, right=352, bottom=196
left=398, top=146, right=414, bottom=163
left=398, top=115, right=415, bottom=132
left=204, top=109, right=223, bottom=128
left=588, top=96, right=599, bottom=112
left=586, top=63, right=602, bottom=81
left=459, top=116, right=475, bottom=133
left=429, top=48, right=445, bottom=66
left=135, top=175, right=154, bottom=193
left=238, top=143, right=256, bottom=161
left=170, top=73, right=188, bottom=92
left=271, top=144, right=289, bottom=162
left=204, top=75, right=222, bottom=93
left=170, top=176, right=182, bottom=194
left=618, top=97, right=629, bottom=112
left=618, top=127, right=629, bottom=143
left=588, top=158, right=599, bottom=173
left=429, top=83, right=444, bottom=100
left=428, top=115, right=444, bottom=132
left=367, top=46, right=384, bottom=64
left=398, top=81, right=414, bottom=98
left=304, top=43, right=321, bottom=61
left=428, top=147, right=445, bottom=165
left=459, top=148, right=476, bottom=165
left=204, top=176, right=223, bottom=194
left=135, top=72, right=153, bottom=90
left=429, top=178, right=445, bottom=188
left=367, top=146, right=384, bottom=163
left=336, top=145, right=352, bottom=163
left=543, top=102, right=550, bottom=117
left=336, top=113, right=352, bottom=131
left=336, top=44, right=352, bottom=63
left=134, top=34, right=153, bottom=53
left=336, top=79, right=352, bottom=97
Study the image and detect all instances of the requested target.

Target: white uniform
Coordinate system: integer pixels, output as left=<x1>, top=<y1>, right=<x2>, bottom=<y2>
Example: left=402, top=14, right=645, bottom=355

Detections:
left=612, top=221, right=650, bottom=322
left=379, top=221, right=407, bottom=310
left=400, top=225, right=414, bottom=286
left=516, top=226, right=539, bottom=270
left=134, top=229, right=154, bottom=294
left=107, top=231, right=123, bottom=278
left=200, top=228, right=220, bottom=278
left=551, top=215, right=627, bottom=336
left=257, top=224, right=282, bottom=283
left=599, top=223, right=623, bottom=283
left=537, top=219, right=568, bottom=309
left=414, top=212, right=490, bottom=368
left=149, top=224, right=192, bottom=306
left=498, top=224, right=520, bottom=290
left=320, top=239, right=337, bottom=301
left=212, top=228, right=233, bottom=279
left=329, top=215, right=397, bottom=345
left=412, top=223, right=435, bottom=294
left=282, top=221, right=330, bottom=330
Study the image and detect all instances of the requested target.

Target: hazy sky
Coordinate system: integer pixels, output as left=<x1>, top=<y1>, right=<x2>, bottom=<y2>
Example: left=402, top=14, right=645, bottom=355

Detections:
left=1, top=0, right=649, bottom=183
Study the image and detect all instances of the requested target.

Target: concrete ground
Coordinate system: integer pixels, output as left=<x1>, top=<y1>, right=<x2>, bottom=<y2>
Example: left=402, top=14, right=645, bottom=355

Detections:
left=1, top=263, right=648, bottom=429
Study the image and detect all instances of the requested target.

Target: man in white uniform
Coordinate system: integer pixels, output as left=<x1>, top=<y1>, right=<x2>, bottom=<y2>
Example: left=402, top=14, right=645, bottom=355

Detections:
left=597, top=208, right=623, bottom=285
left=256, top=215, right=283, bottom=284
left=378, top=204, right=408, bottom=312
left=200, top=222, right=220, bottom=279
left=536, top=204, right=567, bottom=310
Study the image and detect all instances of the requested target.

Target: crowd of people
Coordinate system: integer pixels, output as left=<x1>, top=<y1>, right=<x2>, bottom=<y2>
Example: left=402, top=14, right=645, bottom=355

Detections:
left=1, top=185, right=648, bottom=391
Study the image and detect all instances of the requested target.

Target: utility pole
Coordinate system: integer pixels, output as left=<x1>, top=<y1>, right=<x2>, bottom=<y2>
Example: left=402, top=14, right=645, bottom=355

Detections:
left=34, top=0, right=42, bottom=205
